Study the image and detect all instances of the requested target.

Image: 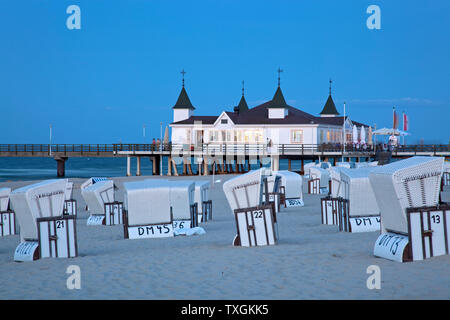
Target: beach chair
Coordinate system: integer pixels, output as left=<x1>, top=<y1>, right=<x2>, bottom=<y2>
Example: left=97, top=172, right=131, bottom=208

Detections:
left=10, top=179, right=77, bottom=261
left=169, top=181, right=197, bottom=231
left=442, top=162, right=450, bottom=187
left=0, top=187, right=17, bottom=237
left=317, top=162, right=332, bottom=170
left=194, top=181, right=212, bottom=223
left=262, top=174, right=282, bottom=213
left=223, top=168, right=277, bottom=247
left=273, top=170, right=303, bottom=207
left=370, top=156, right=447, bottom=262
left=63, top=181, right=77, bottom=216
left=81, top=180, right=123, bottom=226
left=123, top=180, right=174, bottom=239
left=309, top=167, right=330, bottom=194
left=303, top=162, right=317, bottom=177
left=339, top=167, right=381, bottom=232
left=321, top=196, right=348, bottom=226
left=335, top=162, right=353, bottom=169
left=81, top=177, right=108, bottom=210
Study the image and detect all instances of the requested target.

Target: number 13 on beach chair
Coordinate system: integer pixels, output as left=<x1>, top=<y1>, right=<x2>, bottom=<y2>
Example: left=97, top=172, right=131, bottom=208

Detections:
left=223, top=169, right=277, bottom=247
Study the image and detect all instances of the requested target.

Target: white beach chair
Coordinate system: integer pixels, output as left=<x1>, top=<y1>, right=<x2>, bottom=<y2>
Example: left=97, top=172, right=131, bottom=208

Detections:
left=169, top=180, right=197, bottom=231
left=370, top=156, right=447, bottom=262
left=339, top=167, right=380, bottom=232
left=10, top=179, right=77, bottom=261
left=0, top=187, right=17, bottom=237
left=63, top=181, right=77, bottom=216
left=123, top=180, right=174, bottom=239
left=81, top=180, right=122, bottom=226
left=273, top=170, right=303, bottom=207
left=223, top=168, right=277, bottom=247
left=194, top=181, right=212, bottom=223
left=262, top=174, right=282, bottom=213
left=309, top=167, right=330, bottom=194
left=329, top=167, right=345, bottom=198
left=81, top=177, right=108, bottom=211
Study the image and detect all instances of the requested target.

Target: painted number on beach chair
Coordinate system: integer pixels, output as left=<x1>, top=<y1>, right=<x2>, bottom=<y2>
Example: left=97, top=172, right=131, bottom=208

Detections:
left=253, top=210, right=263, bottom=219
left=374, top=232, right=409, bottom=262
left=286, top=199, right=304, bottom=207
left=128, top=224, right=174, bottom=239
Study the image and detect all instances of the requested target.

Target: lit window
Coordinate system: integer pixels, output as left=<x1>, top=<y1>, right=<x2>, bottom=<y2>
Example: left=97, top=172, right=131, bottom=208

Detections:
left=291, top=130, right=303, bottom=143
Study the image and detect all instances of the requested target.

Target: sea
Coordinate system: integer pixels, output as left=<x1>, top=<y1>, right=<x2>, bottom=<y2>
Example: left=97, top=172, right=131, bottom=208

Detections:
left=0, top=157, right=312, bottom=182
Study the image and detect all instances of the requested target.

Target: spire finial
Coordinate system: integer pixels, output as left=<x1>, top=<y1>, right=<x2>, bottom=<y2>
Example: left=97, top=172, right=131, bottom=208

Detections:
left=277, top=67, right=283, bottom=87
left=181, top=69, right=186, bottom=88
left=242, top=80, right=245, bottom=96
left=329, top=78, right=332, bottom=95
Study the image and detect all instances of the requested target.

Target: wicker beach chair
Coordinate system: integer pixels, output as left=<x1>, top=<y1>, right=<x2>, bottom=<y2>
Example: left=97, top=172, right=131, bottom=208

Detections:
left=10, top=179, right=77, bottom=260
left=273, top=170, right=303, bottom=207
left=0, top=187, right=16, bottom=237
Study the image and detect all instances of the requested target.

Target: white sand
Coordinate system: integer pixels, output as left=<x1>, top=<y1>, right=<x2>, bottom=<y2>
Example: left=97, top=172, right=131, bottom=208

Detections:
left=0, top=174, right=449, bottom=300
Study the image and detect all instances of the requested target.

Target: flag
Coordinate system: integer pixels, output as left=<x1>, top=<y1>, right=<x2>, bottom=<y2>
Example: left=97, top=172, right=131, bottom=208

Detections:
left=403, top=112, right=408, bottom=131
left=393, top=107, right=398, bottom=129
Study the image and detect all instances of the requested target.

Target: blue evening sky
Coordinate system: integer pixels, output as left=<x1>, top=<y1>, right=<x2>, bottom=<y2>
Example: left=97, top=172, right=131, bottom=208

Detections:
left=0, top=0, right=448, bottom=144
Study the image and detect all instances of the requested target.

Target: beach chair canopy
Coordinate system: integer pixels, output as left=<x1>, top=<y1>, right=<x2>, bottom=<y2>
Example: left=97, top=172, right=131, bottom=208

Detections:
left=223, top=168, right=269, bottom=212
left=340, top=167, right=379, bottom=217
left=10, top=179, right=68, bottom=240
left=369, top=156, right=444, bottom=234
left=169, top=181, right=195, bottom=220
left=0, top=187, right=11, bottom=211
left=124, top=180, right=172, bottom=226
left=81, top=180, right=114, bottom=215
left=273, top=170, right=303, bottom=199
left=309, top=167, right=330, bottom=188
left=64, top=182, right=73, bottom=201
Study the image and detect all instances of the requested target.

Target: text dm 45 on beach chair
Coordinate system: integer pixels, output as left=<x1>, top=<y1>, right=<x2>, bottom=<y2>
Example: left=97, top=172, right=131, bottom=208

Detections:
left=370, top=156, right=447, bottom=262
left=10, top=179, right=78, bottom=262
left=81, top=179, right=123, bottom=226
left=223, top=168, right=277, bottom=247
left=123, top=180, right=174, bottom=240
left=0, top=187, right=17, bottom=237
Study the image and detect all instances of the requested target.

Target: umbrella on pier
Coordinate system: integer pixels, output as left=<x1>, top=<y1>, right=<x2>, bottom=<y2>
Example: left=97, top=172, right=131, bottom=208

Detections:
left=352, top=125, right=358, bottom=144
left=360, top=126, right=366, bottom=145
left=163, top=126, right=170, bottom=145
left=368, top=126, right=373, bottom=145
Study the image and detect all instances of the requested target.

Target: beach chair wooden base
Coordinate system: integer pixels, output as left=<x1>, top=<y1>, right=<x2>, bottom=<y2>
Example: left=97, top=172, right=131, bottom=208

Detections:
left=63, top=199, right=77, bottom=216
left=104, top=201, right=124, bottom=225
left=123, top=210, right=174, bottom=240
left=87, top=214, right=106, bottom=225
left=202, top=200, right=212, bottom=221
left=321, top=197, right=343, bottom=225
left=374, top=205, right=450, bottom=262
left=233, top=204, right=277, bottom=247
left=16, top=215, right=79, bottom=261
left=0, top=210, right=17, bottom=236
left=14, top=241, right=40, bottom=262
left=308, top=179, right=320, bottom=194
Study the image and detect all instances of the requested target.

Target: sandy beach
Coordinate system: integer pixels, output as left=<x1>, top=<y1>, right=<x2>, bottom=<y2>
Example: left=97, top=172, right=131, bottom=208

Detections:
left=0, top=174, right=449, bottom=300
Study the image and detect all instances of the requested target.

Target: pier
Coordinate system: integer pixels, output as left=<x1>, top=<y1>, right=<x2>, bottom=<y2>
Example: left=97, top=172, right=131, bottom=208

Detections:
left=1, top=143, right=449, bottom=177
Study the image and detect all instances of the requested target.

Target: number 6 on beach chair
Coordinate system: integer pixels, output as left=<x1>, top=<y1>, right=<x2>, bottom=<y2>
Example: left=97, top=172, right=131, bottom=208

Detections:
left=223, top=168, right=277, bottom=247
left=10, top=179, right=78, bottom=262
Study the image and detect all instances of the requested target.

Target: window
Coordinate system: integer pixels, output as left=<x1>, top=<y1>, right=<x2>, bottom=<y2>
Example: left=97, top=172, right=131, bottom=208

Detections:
left=221, top=119, right=228, bottom=124
left=291, top=130, right=303, bottom=144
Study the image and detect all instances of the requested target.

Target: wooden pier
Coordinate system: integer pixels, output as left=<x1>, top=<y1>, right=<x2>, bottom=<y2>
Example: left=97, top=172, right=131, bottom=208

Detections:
left=0, top=143, right=449, bottom=177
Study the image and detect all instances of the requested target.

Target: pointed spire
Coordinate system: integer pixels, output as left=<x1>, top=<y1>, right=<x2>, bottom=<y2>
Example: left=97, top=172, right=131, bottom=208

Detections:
left=234, top=80, right=248, bottom=113
left=277, top=67, right=283, bottom=87
left=242, top=80, right=245, bottom=96
left=320, top=79, right=339, bottom=116
left=173, top=69, right=195, bottom=109
left=270, top=86, right=288, bottom=108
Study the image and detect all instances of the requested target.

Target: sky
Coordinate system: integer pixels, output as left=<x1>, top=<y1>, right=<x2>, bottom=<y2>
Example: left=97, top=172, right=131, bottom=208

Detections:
left=0, top=0, right=448, bottom=144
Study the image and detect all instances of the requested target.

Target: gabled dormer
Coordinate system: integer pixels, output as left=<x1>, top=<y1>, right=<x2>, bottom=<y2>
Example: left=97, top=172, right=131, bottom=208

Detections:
left=267, top=86, right=289, bottom=119
left=172, top=86, right=195, bottom=123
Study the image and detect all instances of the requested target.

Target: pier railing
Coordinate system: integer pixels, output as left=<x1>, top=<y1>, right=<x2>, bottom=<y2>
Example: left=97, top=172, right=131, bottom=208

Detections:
left=0, top=143, right=449, bottom=157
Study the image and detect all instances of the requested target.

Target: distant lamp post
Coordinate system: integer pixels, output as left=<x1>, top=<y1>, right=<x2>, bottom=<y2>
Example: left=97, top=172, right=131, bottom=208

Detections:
left=49, top=124, right=52, bottom=156
left=160, top=122, right=163, bottom=176
left=143, top=124, right=146, bottom=144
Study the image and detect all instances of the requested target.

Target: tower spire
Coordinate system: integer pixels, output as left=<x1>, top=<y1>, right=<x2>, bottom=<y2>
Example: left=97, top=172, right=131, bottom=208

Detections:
left=181, top=69, right=186, bottom=88
left=242, top=80, right=245, bottom=96
left=329, top=78, right=332, bottom=95
left=277, top=67, right=283, bottom=87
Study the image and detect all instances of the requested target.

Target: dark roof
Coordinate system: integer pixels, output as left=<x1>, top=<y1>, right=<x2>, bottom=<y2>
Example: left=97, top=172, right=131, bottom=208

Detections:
left=236, top=95, right=249, bottom=113
left=173, top=87, right=195, bottom=109
left=320, top=95, right=339, bottom=115
left=269, top=87, right=288, bottom=108
left=171, top=100, right=368, bottom=127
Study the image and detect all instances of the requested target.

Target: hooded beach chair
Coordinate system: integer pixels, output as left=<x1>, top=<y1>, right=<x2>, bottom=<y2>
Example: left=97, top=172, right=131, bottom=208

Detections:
left=223, top=168, right=277, bottom=247
left=0, top=187, right=16, bottom=236
left=194, top=180, right=212, bottom=223
left=308, top=167, right=330, bottom=194
left=370, top=156, right=447, bottom=262
left=10, top=179, right=77, bottom=261
left=273, top=170, right=303, bottom=207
